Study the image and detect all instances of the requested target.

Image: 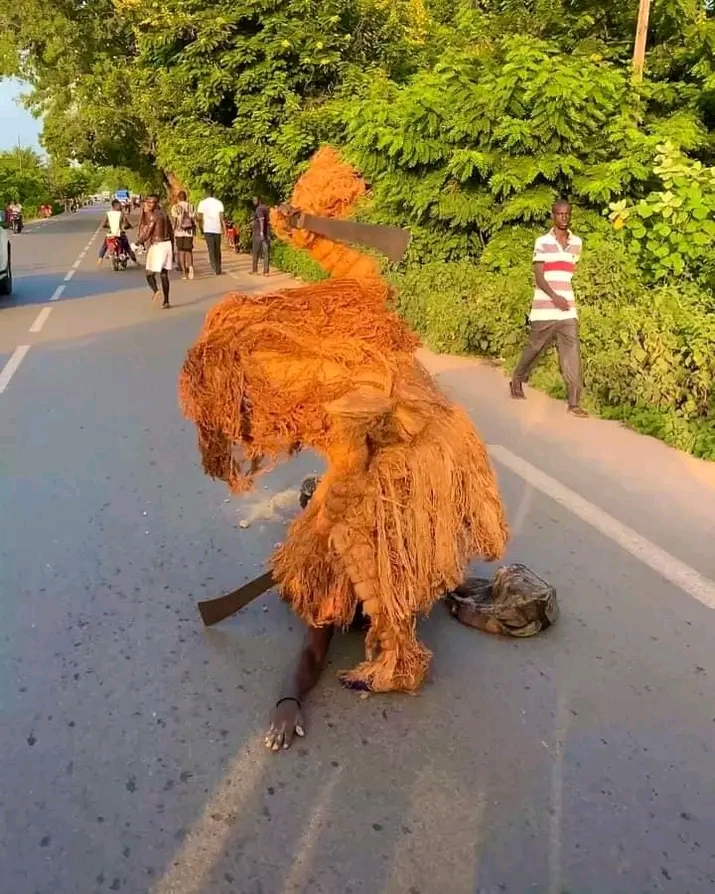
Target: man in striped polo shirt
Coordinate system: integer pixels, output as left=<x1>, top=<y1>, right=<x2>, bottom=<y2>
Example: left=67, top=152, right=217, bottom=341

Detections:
left=510, top=199, right=588, bottom=417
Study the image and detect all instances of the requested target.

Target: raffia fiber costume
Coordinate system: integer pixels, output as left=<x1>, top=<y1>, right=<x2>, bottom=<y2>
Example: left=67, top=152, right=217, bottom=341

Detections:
left=180, top=149, right=508, bottom=693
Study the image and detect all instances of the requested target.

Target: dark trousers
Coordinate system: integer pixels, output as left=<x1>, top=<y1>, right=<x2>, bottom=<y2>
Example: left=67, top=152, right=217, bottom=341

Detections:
left=512, top=319, right=583, bottom=408
left=252, top=235, right=270, bottom=273
left=205, top=233, right=222, bottom=273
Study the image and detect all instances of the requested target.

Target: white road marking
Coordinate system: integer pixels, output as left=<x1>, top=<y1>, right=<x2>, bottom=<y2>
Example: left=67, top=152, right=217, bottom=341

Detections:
left=50, top=224, right=103, bottom=295
left=0, top=345, right=30, bottom=394
left=511, top=482, right=535, bottom=537
left=29, top=307, right=53, bottom=333
left=489, top=444, right=715, bottom=608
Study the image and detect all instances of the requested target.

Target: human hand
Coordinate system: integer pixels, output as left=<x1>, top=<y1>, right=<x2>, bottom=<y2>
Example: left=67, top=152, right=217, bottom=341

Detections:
left=265, top=698, right=305, bottom=751
left=551, top=294, right=570, bottom=311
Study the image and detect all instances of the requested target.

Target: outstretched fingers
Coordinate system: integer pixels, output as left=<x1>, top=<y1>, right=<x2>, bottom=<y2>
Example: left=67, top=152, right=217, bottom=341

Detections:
left=264, top=719, right=305, bottom=751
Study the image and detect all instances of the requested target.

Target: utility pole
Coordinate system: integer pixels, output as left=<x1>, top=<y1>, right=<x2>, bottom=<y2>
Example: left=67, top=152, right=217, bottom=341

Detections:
left=632, top=0, right=652, bottom=82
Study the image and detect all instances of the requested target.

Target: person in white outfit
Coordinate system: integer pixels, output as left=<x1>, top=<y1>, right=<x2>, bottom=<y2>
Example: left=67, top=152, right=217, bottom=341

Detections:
left=197, top=192, right=225, bottom=275
left=98, top=200, right=137, bottom=264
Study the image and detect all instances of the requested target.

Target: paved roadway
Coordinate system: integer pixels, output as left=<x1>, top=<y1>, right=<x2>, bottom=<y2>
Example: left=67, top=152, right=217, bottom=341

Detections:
left=1, top=208, right=715, bottom=894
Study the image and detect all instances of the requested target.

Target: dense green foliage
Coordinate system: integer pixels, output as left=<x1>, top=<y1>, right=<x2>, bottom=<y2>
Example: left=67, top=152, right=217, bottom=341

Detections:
left=0, top=148, right=49, bottom=215
left=3, top=0, right=715, bottom=456
left=609, top=142, right=715, bottom=281
left=0, top=148, right=101, bottom=217
left=341, top=38, right=655, bottom=261
left=271, top=242, right=330, bottom=282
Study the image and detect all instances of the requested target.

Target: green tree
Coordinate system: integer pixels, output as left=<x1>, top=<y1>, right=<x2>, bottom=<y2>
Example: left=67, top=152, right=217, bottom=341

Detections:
left=335, top=37, right=662, bottom=262
left=122, top=0, right=423, bottom=206
left=47, top=161, right=103, bottom=203
left=1, top=0, right=421, bottom=204
left=0, top=147, right=48, bottom=208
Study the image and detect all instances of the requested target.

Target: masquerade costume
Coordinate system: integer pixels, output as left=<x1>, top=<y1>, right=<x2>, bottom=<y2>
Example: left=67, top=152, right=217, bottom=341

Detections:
left=180, top=150, right=508, bottom=692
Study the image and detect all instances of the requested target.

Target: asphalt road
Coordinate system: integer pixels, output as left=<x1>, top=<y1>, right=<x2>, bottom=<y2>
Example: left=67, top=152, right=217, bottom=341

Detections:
left=2, top=208, right=715, bottom=894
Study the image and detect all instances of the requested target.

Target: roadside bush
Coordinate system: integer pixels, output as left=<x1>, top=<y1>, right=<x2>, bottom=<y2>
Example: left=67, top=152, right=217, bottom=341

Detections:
left=272, top=189, right=715, bottom=459
left=271, top=242, right=330, bottom=282
left=390, top=235, right=715, bottom=459
left=393, top=260, right=530, bottom=357
left=608, top=143, right=715, bottom=283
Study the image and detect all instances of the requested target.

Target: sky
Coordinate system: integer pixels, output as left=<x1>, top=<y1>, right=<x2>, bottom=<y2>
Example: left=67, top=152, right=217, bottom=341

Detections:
left=0, top=79, right=42, bottom=152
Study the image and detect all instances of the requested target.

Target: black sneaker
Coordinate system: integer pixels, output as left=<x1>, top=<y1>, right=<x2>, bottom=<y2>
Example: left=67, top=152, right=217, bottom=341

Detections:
left=510, top=381, right=526, bottom=400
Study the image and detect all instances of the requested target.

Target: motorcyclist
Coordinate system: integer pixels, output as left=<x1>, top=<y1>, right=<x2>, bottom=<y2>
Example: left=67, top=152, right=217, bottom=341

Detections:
left=7, top=200, right=23, bottom=232
left=98, top=199, right=138, bottom=265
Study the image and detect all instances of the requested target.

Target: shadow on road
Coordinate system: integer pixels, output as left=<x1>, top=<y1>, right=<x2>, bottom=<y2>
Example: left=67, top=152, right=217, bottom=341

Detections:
left=9, top=269, right=147, bottom=307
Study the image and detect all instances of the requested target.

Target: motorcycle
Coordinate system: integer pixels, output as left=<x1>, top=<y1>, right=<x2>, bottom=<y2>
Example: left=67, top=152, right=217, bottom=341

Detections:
left=106, top=235, right=129, bottom=271
left=10, top=212, right=23, bottom=234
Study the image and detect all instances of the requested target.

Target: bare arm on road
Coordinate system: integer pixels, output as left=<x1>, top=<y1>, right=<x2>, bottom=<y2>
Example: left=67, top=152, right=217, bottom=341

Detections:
left=264, top=624, right=335, bottom=750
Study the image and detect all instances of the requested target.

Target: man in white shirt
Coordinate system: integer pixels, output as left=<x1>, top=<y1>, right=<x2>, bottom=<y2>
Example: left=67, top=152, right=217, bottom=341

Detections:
left=197, top=193, right=225, bottom=275
left=510, top=199, right=588, bottom=418
left=97, top=199, right=137, bottom=265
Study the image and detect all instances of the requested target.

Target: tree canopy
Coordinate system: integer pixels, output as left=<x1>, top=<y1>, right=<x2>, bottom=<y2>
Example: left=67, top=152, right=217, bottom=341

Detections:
left=2, top=0, right=715, bottom=455
left=1, top=0, right=713, bottom=205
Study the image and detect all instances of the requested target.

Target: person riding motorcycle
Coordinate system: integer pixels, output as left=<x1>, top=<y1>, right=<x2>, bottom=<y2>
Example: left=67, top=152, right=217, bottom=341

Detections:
left=7, top=201, right=23, bottom=233
left=98, top=200, right=138, bottom=265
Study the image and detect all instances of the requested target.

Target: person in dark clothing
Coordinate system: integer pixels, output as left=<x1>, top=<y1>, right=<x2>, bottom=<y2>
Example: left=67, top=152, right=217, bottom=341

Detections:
left=137, top=194, right=173, bottom=309
left=250, top=196, right=270, bottom=275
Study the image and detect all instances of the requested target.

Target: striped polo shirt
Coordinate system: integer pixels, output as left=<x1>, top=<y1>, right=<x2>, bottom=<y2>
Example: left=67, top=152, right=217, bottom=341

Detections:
left=530, top=228, right=582, bottom=322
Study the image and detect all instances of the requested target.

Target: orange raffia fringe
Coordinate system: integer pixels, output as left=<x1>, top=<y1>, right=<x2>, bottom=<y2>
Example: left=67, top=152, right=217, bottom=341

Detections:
left=179, top=279, right=509, bottom=693
left=270, top=146, right=381, bottom=281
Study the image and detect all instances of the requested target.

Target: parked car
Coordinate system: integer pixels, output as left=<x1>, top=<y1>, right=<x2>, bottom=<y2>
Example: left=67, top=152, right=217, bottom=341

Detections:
left=0, top=210, right=12, bottom=298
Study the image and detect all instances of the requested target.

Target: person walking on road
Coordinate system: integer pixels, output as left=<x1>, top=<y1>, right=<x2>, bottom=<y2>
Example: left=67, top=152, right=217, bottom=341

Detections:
left=197, top=191, right=224, bottom=275
left=510, top=199, right=588, bottom=418
left=137, top=194, right=173, bottom=309
left=250, top=196, right=271, bottom=275
left=170, top=191, right=196, bottom=280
